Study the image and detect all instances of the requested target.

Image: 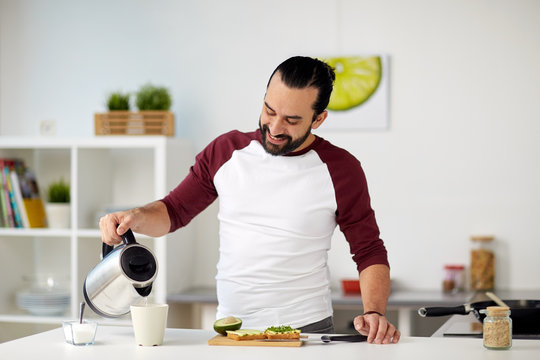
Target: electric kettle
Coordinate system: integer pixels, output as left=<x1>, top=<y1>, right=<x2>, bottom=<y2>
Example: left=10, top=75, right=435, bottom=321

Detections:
left=83, top=229, right=158, bottom=318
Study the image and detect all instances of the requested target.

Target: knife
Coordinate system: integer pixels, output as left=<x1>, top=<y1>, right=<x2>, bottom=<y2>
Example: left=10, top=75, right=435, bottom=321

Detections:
left=321, top=335, right=368, bottom=343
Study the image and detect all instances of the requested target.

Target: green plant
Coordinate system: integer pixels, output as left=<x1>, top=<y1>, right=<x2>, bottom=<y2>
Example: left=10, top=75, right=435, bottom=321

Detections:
left=107, top=92, right=131, bottom=111
left=47, top=179, right=70, bottom=203
left=135, top=84, right=172, bottom=111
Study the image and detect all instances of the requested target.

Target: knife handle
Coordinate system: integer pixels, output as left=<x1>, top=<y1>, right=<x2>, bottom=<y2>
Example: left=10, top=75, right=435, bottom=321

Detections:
left=324, top=335, right=368, bottom=342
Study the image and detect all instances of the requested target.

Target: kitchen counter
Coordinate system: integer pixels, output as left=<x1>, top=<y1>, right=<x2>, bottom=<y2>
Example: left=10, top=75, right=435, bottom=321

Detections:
left=432, top=313, right=483, bottom=338
left=169, top=288, right=540, bottom=335
left=1, top=325, right=539, bottom=359
left=167, top=286, right=473, bottom=306
left=168, top=287, right=473, bottom=335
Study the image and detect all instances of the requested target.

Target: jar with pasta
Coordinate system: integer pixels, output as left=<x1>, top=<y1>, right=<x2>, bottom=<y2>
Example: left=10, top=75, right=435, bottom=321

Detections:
left=470, top=235, right=495, bottom=290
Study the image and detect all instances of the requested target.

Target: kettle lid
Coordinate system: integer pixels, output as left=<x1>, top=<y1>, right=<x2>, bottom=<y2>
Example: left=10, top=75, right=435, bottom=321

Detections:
left=120, top=245, right=157, bottom=282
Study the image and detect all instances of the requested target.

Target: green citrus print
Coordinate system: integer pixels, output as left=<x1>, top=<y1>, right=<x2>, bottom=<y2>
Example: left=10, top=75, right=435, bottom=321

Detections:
left=322, top=56, right=382, bottom=111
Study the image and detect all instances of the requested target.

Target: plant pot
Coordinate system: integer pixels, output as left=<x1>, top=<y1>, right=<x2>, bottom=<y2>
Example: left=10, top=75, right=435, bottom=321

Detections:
left=94, top=111, right=174, bottom=136
left=45, top=203, right=71, bottom=229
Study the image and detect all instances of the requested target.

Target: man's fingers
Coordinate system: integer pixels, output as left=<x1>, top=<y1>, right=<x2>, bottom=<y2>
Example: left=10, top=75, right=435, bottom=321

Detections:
left=382, top=323, right=397, bottom=344
left=354, top=314, right=400, bottom=344
left=367, top=317, right=378, bottom=343
left=99, top=213, right=124, bottom=245
left=374, top=318, right=388, bottom=344
left=353, top=316, right=366, bottom=334
left=392, top=329, right=401, bottom=343
left=116, top=224, right=127, bottom=237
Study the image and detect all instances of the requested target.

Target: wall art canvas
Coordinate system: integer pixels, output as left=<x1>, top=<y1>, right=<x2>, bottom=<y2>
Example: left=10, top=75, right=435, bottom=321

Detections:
left=320, top=54, right=389, bottom=130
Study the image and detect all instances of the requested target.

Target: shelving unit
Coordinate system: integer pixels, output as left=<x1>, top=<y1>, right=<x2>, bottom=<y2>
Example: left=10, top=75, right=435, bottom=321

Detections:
left=0, top=136, right=194, bottom=328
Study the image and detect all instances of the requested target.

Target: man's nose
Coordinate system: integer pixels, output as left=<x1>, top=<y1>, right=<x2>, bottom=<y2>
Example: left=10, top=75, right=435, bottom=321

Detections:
left=267, top=117, right=286, bottom=135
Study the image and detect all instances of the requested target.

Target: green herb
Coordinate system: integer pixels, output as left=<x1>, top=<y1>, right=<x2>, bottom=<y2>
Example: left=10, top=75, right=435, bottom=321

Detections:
left=265, top=325, right=296, bottom=333
left=47, top=178, right=70, bottom=203
left=107, top=92, right=131, bottom=111
left=135, top=84, right=172, bottom=111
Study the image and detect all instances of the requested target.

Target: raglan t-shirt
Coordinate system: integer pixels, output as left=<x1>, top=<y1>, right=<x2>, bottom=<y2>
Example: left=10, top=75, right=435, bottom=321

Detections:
left=161, top=129, right=388, bottom=328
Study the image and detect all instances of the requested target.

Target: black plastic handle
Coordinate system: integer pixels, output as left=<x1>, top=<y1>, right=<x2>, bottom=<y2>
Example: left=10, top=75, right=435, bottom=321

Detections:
left=121, top=228, right=137, bottom=245
left=321, top=335, right=368, bottom=343
left=418, top=305, right=469, bottom=317
left=102, top=228, right=137, bottom=258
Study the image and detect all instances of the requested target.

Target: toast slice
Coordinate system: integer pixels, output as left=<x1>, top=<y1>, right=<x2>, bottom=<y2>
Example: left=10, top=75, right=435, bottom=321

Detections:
left=265, top=332, right=301, bottom=340
left=226, top=329, right=266, bottom=341
left=264, top=325, right=301, bottom=340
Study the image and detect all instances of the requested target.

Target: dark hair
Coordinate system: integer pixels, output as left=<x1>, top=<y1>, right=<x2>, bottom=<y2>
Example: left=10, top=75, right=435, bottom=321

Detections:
left=267, top=56, right=335, bottom=118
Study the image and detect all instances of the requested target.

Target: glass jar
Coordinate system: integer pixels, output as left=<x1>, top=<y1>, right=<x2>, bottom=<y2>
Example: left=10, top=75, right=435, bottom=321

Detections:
left=481, top=306, right=512, bottom=350
left=470, top=235, right=495, bottom=290
left=442, top=264, right=465, bottom=293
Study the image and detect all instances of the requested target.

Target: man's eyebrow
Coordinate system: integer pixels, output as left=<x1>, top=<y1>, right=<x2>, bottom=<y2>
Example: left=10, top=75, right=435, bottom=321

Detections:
left=264, top=101, right=275, bottom=112
left=264, top=101, right=303, bottom=120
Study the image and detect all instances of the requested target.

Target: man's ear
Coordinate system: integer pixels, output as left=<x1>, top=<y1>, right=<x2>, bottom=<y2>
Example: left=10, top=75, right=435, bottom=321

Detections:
left=312, top=110, right=328, bottom=130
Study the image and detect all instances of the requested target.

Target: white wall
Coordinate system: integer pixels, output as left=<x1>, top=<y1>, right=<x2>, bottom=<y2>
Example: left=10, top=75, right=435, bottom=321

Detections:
left=1, top=0, right=539, bottom=291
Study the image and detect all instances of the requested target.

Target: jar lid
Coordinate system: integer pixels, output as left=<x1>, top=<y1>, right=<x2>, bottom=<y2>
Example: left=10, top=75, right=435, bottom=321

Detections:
left=485, top=306, right=510, bottom=315
left=444, top=264, right=465, bottom=270
left=471, top=235, right=494, bottom=242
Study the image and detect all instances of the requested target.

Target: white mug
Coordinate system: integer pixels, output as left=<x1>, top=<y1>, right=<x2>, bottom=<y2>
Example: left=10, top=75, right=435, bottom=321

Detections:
left=130, top=303, right=169, bottom=346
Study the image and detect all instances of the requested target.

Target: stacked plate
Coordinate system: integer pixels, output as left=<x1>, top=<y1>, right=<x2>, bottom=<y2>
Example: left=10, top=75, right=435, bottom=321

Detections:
left=16, top=289, right=70, bottom=316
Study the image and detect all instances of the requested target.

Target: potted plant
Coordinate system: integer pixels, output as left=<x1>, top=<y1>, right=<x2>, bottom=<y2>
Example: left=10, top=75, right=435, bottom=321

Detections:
left=129, top=83, right=173, bottom=135
left=95, top=84, right=174, bottom=136
left=45, top=178, right=71, bottom=229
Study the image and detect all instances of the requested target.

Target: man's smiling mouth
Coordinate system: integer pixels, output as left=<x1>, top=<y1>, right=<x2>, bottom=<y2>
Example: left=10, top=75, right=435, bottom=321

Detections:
left=267, top=131, right=288, bottom=144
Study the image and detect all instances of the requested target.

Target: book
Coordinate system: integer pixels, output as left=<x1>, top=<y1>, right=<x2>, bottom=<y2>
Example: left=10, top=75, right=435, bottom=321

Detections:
left=3, top=159, right=23, bottom=228
left=23, top=198, right=47, bottom=228
left=10, top=171, right=30, bottom=228
left=0, top=173, right=8, bottom=227
left=18, top=167, right=47, bottom=228
left=0, top=159, right=15, bottom=227
left=0, top=158, right=47, bottom=228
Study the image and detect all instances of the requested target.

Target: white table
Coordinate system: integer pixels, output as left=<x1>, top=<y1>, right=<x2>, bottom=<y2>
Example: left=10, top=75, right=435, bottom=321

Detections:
left=1, top=325, right=539, bottom=359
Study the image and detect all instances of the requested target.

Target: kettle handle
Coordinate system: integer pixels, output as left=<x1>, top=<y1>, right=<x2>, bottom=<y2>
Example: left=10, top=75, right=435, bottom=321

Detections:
left=102, top=228, right=137, bottom=258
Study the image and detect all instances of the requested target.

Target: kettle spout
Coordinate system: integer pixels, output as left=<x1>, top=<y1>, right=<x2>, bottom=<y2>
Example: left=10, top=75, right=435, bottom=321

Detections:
left=135, top=284, right=153, bottom=297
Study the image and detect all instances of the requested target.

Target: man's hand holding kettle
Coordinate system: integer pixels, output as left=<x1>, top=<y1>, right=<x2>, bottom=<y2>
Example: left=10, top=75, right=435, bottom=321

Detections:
left=99, top=200, right=171, bottom=246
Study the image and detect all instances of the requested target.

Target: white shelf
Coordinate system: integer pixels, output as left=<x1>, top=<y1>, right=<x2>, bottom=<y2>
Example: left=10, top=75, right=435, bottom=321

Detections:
left=0, top=136, right=175, bottom=148
left=0, top=136, right=194, bottom=325
left=76, top=228, right=101, bottom=237
left=0, top=313, right=132, bottom=326
left=0, top=314, right=67, bottom=325
left=0, top=228, right=72, bottom=237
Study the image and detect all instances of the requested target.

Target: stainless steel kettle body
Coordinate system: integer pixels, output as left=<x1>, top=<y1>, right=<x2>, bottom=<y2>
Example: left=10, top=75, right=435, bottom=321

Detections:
left=83, top=229, right=158, bottom=318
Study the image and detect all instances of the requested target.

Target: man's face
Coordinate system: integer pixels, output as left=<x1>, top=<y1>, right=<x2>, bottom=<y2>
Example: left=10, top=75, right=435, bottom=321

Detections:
left=259, top=72, right=326, bottom=156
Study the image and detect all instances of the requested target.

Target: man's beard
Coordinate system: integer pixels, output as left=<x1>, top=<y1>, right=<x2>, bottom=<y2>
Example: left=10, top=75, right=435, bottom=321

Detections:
left=259, top=118, right=311, bottom=156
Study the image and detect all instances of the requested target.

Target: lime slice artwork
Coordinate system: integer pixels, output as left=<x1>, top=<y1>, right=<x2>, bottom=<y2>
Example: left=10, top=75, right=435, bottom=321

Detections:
left=322, top=56, right=382, bottom=111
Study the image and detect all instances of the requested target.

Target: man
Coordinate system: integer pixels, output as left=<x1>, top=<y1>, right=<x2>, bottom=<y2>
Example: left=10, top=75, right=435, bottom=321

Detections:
left=100, top=56, right=400, bottom=344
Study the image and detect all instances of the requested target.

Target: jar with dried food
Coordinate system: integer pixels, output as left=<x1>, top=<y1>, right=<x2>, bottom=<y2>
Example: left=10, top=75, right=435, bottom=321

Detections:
left=470, top=235, right=495, bottom=290
left=481, top=306, right=512, bottom=350
left=442, top=264, right=465, bottom=293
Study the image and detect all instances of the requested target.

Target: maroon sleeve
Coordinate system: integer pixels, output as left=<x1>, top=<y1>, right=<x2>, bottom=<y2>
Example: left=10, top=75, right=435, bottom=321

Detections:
left=161, top=130, right=256, bottom=232
left=315, top=140, right=389, bottom=273
left=160, top=170, right=217, bottom=232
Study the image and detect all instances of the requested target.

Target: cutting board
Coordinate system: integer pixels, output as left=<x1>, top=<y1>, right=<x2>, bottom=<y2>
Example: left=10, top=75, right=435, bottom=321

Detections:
left=208, top=335, right=303, bottom=347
